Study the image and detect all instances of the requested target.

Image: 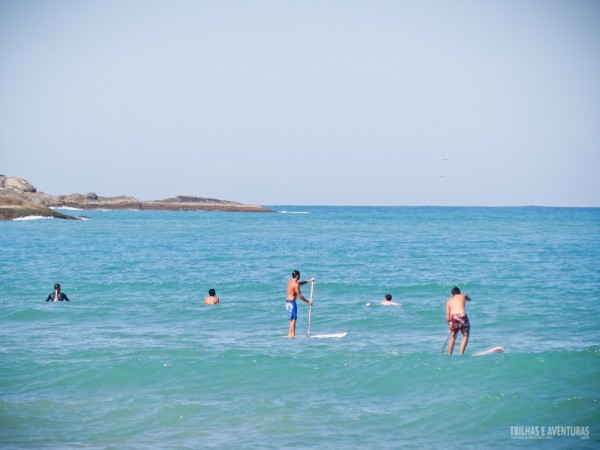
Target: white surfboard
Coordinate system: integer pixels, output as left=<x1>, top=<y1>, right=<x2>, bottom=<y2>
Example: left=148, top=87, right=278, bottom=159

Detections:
left=473, top=346, right=504, bottom=356
left=309, top=332, right=347, bottom=339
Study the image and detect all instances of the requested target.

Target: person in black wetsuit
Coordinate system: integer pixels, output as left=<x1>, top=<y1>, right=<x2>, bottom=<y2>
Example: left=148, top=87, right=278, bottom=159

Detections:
left=45, top=283, right=70, bottom=302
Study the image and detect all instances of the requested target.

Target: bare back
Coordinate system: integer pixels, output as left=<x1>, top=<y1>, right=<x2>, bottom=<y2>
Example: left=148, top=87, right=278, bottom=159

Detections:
left=446, top=294, right=470, bottom=319
left=287, top=279, right=300, bottom=300
left=204, top=296, right=219, bottom=304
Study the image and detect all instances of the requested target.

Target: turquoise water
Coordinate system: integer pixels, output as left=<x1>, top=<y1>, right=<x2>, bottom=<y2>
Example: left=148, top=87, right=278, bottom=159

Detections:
left=1, top=207, right=599, bottom=449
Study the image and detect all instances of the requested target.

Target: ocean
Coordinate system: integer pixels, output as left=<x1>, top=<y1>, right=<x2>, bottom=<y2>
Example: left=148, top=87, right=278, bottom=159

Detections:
left=1, top=206, right=598, bottom=449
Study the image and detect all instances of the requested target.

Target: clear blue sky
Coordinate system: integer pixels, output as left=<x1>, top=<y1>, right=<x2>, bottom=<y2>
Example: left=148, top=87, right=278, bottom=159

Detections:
left=1, top=0, right=599, bottom=206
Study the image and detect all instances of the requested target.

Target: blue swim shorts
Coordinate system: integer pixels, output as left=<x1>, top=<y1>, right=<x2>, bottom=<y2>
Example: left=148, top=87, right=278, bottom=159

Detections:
left=286, top=300, right=297, bottom=320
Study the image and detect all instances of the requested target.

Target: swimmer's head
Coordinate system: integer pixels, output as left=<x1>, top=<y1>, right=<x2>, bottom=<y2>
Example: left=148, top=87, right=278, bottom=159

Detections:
left=54, top=283, right=61, bottom=291
left=385, top=294, right=392, bottom=301
left=452, top=287, right=461, bottom=295
left=208, top=288, right=216, bottom=296
left=292, top=270, right=300, bottom=280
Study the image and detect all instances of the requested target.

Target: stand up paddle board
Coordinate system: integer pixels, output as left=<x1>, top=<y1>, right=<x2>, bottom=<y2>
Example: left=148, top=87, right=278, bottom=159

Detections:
left=473, top=346, right=504, bottom=356
left=309, top=332, right=347, bottom=339
left=304, top=282, right=347, bottom=339
left=281, top=332, right=347, bottom=339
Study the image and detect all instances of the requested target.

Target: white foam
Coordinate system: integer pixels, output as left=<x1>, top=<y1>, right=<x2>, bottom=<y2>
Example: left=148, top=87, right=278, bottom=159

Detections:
left=12, top=215, right=54, bottom=221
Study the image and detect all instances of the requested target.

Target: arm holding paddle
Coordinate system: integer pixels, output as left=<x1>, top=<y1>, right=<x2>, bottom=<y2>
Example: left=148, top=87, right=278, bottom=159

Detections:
left=299, top=277, right=315, bottom=287
left=294, top=281, right=313, bottom=304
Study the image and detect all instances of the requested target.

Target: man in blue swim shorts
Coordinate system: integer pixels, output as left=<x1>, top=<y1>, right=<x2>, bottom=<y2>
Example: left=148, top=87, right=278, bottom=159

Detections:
left=286, top=300, right=298, bottom=320
left=285, top=270, right=314, bottom=337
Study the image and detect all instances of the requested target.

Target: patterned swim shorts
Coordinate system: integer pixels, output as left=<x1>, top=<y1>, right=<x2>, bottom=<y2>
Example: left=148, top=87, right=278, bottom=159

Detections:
left=449, top=313, right=470, bottom=337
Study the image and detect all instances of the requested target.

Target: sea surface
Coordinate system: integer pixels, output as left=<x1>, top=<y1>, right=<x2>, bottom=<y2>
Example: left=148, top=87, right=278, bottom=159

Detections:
left=1, top=206, right=599, bottom=449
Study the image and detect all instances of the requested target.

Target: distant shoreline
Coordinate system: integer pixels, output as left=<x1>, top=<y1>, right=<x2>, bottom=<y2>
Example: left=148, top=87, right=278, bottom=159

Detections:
left=0, top=175, right=272, bottom=220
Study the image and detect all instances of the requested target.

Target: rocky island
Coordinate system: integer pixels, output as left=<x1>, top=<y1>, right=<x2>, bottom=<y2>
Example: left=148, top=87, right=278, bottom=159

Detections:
left=0, top=175, right=272, bottom=220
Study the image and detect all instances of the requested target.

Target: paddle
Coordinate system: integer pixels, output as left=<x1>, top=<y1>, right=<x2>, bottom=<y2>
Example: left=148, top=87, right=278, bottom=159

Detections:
left=307, top=281, right=314, bottom=337
left=441, top=330, right=451, bottom=355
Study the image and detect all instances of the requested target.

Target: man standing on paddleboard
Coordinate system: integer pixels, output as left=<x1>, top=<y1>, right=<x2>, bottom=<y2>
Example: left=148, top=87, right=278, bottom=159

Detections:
left=446, top=287, right=471, bottom=355
left=285, top=270, right=314, bottom=337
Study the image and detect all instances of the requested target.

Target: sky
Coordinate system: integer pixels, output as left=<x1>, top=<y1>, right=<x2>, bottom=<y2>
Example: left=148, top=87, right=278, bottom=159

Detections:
left=1, top=0, right=599, bottom=206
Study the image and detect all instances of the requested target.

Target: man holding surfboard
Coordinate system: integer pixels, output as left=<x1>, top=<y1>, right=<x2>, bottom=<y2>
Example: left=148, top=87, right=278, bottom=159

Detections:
left=285, top=270, right=314, bottom=337
left=445, top=287, right=471, bottom=355
left=45, top=283, right=70, bottom=302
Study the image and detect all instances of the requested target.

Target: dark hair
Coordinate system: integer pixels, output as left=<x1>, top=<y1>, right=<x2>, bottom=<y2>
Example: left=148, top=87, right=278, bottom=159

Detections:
left=208, top=288, right=216, bottom=296
left=292, top=270, right=300, bottom=279
left=451, top=287, right=461, bottom=295
left=54, top=283, right=61, bottom=290
left=385, top=294, right=392, bottom=301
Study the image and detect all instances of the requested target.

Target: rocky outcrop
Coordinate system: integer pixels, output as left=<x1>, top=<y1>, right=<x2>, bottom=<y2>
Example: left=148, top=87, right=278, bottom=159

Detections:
left=57, top=193, right=142, bottom=210
left=140, top=195, right=270, bottom=212
left=0, top=175, right=272, bottom=220
left=0, top=192, right=80, bottom=220
left=1, top=176, right=37, bottom=193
